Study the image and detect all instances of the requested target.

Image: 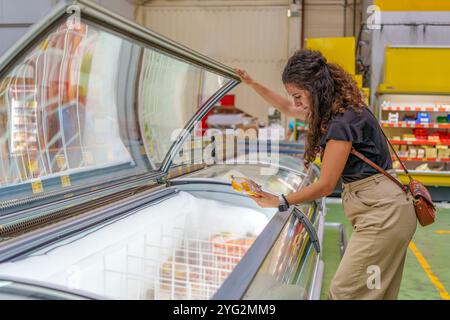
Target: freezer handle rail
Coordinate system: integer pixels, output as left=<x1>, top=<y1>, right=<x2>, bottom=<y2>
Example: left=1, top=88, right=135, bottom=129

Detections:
left=293, top=207, right=320, bottom=254
left=212, top=205, right=319, bottom=300
left=0, top=275, right=104, bottom=300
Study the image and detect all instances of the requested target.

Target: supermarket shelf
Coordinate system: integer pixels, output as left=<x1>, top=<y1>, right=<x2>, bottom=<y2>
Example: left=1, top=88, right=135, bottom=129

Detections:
left=396, top=170, right=450, bottom=187
left=389, top=140, right=450, bottom=146
left=382, top=105, right=450, bottom=112
left=382, top=122, right=450, bottom=129
left=377, top=88, right=450, bottom=95
left=392, top=156, right=450, bottom=162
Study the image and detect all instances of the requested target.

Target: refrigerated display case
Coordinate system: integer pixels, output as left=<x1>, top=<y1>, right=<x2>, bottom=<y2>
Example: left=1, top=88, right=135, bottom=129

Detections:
left=0, top=0, right=325, bottom=300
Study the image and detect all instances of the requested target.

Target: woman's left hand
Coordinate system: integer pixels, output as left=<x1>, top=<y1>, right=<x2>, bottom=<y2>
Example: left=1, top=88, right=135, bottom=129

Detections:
left=249, top=191, right=279, bottom=208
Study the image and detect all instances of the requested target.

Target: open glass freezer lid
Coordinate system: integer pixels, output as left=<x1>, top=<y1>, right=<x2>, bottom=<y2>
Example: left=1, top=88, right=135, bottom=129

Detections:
left=0, top=0, right=239, bottom=204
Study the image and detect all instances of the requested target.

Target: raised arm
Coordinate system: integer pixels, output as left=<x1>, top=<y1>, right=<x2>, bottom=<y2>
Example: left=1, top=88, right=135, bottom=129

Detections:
left=235, top=69, right=306, bottom=120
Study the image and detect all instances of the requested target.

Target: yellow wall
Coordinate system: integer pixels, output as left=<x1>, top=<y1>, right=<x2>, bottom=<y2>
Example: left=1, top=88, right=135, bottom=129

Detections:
left=375, top=0, right=450, bottom=11
left=305, top=37, right=369, bottom=102
left=379, top=47, right=450, bottom=93
left=306, top=37, right=355, bottom=75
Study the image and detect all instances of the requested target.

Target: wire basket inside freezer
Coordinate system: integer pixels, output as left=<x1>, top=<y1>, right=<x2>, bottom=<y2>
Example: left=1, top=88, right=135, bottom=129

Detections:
left=102, top=226, right=257, bottom=300
left=154, top=228, right=256, bottom=300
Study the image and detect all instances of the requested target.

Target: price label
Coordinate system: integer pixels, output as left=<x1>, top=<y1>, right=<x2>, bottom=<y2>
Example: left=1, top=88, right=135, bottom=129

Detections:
left=61, top=175, right=71, bottom=187
left=31, top=180, right=44, bottom=194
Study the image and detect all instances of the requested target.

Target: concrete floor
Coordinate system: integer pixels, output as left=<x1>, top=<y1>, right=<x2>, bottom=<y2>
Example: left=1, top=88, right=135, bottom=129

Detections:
left=321, top=200, right=450, bottom=300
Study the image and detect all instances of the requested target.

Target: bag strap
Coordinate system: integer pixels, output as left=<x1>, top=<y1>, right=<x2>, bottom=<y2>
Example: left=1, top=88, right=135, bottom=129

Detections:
left=362, top=108, right=414, bottom=183
left=350, top=148, right=408, bottom=193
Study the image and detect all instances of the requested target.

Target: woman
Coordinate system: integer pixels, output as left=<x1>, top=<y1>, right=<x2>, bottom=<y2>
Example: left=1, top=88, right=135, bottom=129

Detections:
left=236, top=49, right=417, bottom=300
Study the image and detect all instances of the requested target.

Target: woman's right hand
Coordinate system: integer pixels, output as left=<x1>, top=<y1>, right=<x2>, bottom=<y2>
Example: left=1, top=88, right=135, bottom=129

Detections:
left=235, top=68, right=254, bottom=85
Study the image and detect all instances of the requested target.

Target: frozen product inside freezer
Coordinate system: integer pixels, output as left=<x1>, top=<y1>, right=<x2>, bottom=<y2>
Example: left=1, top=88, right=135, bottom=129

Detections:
left=184, top=164, right=305, bottom=195
left=0, top=191, right=275, bottom=300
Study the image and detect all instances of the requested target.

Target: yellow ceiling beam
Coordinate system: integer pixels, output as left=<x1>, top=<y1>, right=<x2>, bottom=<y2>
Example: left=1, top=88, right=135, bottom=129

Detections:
left=375, top=0, right=450, bottom=11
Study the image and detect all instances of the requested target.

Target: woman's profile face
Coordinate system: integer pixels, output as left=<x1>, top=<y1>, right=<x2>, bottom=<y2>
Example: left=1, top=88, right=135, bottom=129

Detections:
left=284, top=83, right=312, bottom=118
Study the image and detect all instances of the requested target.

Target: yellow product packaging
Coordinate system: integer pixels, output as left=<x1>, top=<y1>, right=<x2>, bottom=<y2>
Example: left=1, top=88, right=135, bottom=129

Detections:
left=425, top=147, right=437, bottom=159
left=230, top=175, right=262, bottom=196
left=417, top=148, right=425, bottom=158
left=437, top=146, right=449, bottom=159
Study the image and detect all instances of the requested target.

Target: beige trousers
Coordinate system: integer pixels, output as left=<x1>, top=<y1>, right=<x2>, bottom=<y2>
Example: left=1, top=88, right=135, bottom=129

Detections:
left=328, top=171, right=417, bottom=300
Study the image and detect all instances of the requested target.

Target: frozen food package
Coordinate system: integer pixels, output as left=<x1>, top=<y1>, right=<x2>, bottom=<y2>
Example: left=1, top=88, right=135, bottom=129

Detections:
left=230, top=175, right=262, bottom=196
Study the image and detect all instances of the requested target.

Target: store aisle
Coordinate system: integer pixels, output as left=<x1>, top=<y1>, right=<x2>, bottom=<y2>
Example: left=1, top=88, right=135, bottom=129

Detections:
left=321, top=201, right=450, bottom=300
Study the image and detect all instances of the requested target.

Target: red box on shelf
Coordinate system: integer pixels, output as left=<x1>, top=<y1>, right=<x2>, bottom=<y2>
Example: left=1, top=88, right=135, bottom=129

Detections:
left=219, top=94, right=235, bottom=107
left=413, top=128, right=428, bottom=141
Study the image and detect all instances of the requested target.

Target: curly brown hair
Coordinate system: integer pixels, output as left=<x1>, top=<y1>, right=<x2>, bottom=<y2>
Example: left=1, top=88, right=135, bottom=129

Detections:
left=282, top=49, right=366, bottom=165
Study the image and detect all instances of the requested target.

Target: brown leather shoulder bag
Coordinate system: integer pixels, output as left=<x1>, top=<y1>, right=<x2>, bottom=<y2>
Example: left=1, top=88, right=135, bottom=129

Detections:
left=350, top=111, right=436, bottom=227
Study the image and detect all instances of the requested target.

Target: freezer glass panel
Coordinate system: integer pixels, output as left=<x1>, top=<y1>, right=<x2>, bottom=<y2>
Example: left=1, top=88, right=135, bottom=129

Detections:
left=243, top=203, right=319, bottom=300
left=0, top=191, right=273, bottom=299
left=0, top=16, right=231, bottom=198
left=138, top=49, right=228, bottom=167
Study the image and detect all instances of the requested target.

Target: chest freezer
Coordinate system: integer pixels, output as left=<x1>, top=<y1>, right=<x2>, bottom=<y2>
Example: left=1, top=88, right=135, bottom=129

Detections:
left=0, top=0, right=325, bottom=300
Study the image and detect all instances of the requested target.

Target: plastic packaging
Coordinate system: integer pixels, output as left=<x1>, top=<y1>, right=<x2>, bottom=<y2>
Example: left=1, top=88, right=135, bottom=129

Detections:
left=230, top=175, right=262, bottom=196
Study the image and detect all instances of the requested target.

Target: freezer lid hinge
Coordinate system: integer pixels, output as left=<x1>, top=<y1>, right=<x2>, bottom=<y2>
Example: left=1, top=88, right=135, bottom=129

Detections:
left=156, top=175, right=170, bottom=187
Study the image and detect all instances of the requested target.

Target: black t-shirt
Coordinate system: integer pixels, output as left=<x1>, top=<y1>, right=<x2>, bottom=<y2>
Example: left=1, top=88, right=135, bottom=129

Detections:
left=319, top=107, right=392, bottom=183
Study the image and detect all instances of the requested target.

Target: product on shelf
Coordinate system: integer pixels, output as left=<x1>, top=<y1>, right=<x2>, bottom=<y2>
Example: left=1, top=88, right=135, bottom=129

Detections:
left=416, top=112, right=430, bottom=124
left=402, top=134, right=416, bottom=141
left=436, top=103, right=450, bottom=110
left=417, top=148, right=425, bottom=158
left=437, top=146, right=450, bottom=159
left=425, top=147, right=437, bottom=159
left=409, top=148, right=417, bottom=158
left=403, top=114, right=416, bottom=124
left=398, top=145, right=408, bottom=157
left=437, top=131, right=450, bottom=143
left=388, top=112, right=399, bottom=123
left=413, top=128, right=428, bottom=141
left=428, top=133, right=440, bottom=142
left=437, top=116, right=448, bottom=123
